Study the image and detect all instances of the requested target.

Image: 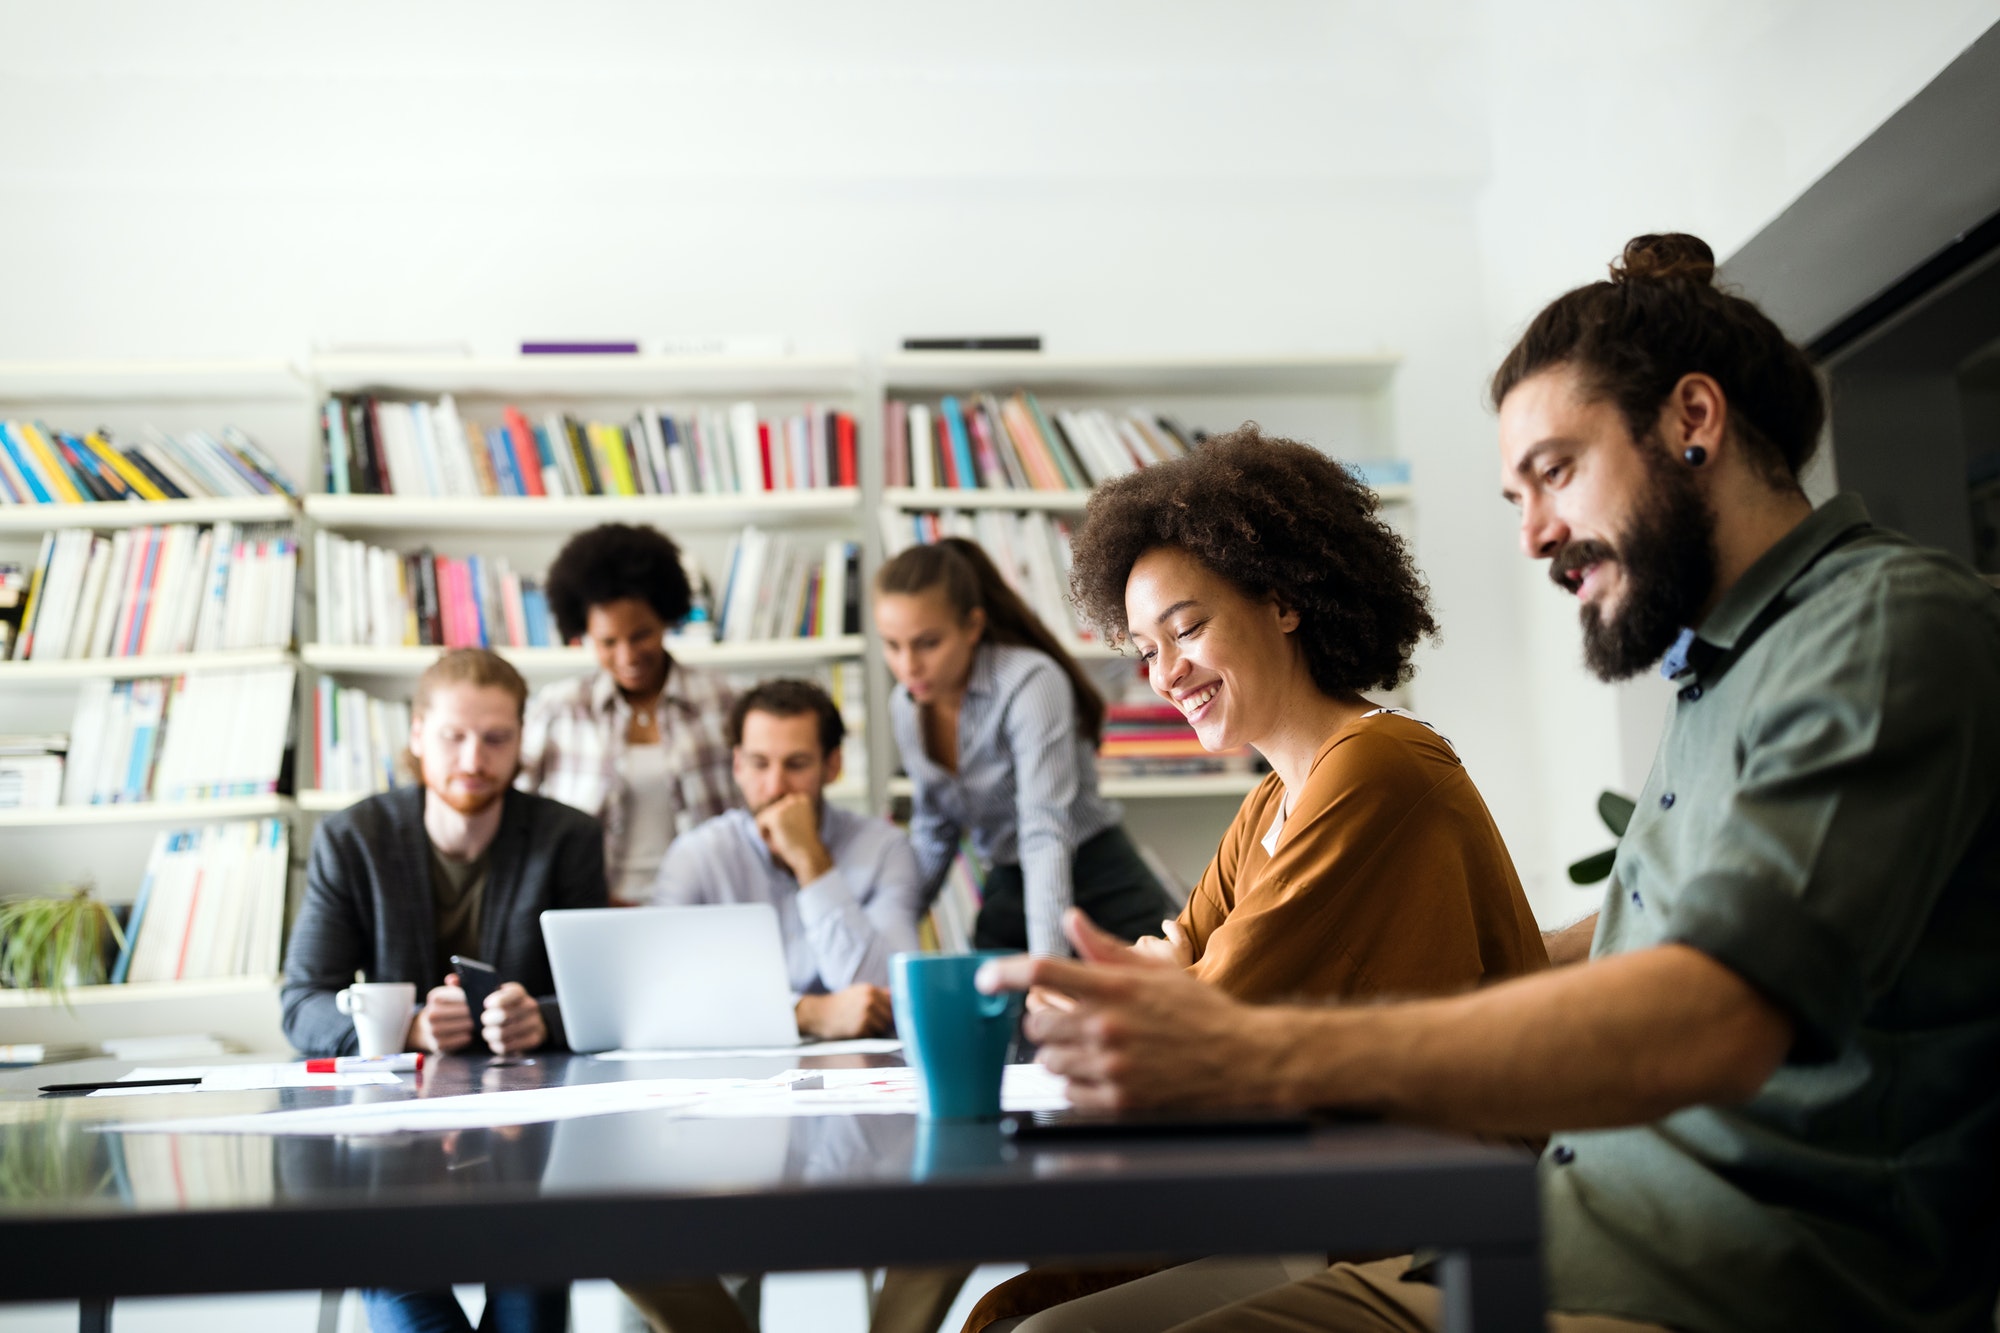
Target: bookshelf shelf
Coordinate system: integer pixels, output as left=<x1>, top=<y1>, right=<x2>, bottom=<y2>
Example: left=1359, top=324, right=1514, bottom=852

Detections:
left=0, top=497, right=297, bottom=533
left=882, top=487, right=1090, bottom=513
left=302, top=636, right=866, bottom=678
left=310, top=353, right=863, bottom=399
left=881, top=352, right=1400, bottom=396
left=0, top=360, right=307, bottom=405
left=884, top=483, right=1407, bottom=511
left=300, top=777, right=870, bottom=816
left=0, top=975, right=280, bottom=1010
left=303, top=490, right=860, bottom=533
left=0, top=648, right=296, bottom=684
left=885, top=772, right=1261, bottom=802
left=0, top=795, right=294, bottom=830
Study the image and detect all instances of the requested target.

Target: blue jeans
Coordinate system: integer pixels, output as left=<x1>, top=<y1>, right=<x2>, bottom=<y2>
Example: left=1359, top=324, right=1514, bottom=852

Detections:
left=363, top=1286, right=568, bottom=1333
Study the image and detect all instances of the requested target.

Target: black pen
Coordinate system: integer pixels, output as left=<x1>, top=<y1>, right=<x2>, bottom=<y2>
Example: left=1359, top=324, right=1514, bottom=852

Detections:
left=39, top=1076, right=203, bottom=1095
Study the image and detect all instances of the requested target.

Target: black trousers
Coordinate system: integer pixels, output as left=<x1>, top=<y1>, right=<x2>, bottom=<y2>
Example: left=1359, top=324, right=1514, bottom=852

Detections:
left=973, top=825, right=1174, bottom=950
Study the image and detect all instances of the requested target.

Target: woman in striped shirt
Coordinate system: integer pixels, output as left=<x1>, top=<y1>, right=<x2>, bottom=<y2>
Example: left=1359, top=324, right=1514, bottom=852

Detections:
left=875, top=538, right=1173, bottom=957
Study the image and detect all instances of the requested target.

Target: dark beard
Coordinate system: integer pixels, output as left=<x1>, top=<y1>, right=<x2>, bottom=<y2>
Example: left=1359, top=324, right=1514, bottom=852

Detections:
left=1551, top=446, right=1718, bottom=682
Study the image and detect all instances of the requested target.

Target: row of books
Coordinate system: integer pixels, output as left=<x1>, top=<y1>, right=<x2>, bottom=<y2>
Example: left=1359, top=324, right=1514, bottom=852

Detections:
left=6, top=522, right=297, bottom=662
left=922, top=851, right=986, bottom=955
left=0, top=733, right=66, bottom=810
left=883, top=395, right=1197, bottom=493
left=323, top=396, right=861, bottom=499
left=312, top=532, right=559, bottom=650
left=1099, top=701, right=1261, bottom=778
left=113, top=819, right=289, bottom=984
left=63, top=667, right=295, bottom=806
left=312, top=678, right=412, bottom=795
left=880, top=508, right=1092, bottom=646
left=715, top=531, right=862, bottom=644
left=0, top=421, right=298, bottom=506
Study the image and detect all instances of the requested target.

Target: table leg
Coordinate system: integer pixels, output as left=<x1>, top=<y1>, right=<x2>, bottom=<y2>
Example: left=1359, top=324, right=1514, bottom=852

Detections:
left=1437, top=1246, right=1542, bottom=1333
left=78, top=1298, right=110, bottom=1333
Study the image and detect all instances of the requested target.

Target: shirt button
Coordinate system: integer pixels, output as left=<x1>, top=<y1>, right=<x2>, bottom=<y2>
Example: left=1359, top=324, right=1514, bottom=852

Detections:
left=1659, top=792, right=1676, bottom=809
left=1679, top=684, right=1703, bottom=702
left=1629, top=889, right=1643, bottom=910
left=1550, top=1145, right=1576, bottom=1166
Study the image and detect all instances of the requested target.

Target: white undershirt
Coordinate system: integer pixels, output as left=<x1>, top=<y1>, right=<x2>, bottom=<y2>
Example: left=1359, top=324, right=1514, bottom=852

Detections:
left=616, top=741, right=676, bottom=904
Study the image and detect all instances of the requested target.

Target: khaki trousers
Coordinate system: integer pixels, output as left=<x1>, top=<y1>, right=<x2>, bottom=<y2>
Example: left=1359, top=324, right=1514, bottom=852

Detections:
left=623, top=1265, right=972, bottom=1333
left=997, top=1256, right=1669, bottom=1333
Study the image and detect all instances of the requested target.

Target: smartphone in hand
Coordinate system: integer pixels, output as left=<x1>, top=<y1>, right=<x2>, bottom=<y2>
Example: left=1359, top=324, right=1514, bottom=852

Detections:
left=450, top=955, right=503, bottom=1021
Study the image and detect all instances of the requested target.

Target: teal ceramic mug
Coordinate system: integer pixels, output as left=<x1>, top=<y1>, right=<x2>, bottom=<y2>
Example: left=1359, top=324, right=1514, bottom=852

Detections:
left=890, top=950, right=1023, bottom=1120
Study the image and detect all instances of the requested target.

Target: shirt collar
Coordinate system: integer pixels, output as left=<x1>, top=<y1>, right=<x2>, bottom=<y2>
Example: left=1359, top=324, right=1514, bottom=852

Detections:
left=964, top=642, right=1001, bottom=699
left=1665, top=492, right=1872, bottom=678
left=589, top=660, right=696, bottom=717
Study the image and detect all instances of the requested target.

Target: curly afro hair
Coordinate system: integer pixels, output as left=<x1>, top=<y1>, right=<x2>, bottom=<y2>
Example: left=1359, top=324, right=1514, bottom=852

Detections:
left=544, top=523, right=693, bottom=643
left=1068, top=426, right=1436, bottom=695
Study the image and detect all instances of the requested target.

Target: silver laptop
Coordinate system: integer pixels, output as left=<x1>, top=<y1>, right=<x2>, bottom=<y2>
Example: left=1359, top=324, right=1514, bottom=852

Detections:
left=541, top=904, right=800, bottom=1052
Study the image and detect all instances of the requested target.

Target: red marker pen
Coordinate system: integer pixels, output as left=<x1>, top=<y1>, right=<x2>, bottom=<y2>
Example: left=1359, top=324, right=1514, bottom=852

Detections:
left=304, top=1053, right=425, bottom=1074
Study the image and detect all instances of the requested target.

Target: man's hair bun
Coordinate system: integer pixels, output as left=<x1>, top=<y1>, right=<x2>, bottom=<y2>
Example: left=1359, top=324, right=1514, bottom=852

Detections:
left=1612, top=233, right=1716, bottom=286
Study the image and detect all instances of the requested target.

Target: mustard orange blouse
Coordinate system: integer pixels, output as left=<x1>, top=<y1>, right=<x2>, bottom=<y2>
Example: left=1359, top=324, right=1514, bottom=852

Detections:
left=1180, top=711, right=1546, bottom=1002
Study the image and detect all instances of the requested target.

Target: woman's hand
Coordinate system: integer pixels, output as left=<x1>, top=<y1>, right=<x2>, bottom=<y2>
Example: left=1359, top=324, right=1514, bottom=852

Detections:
left=1129, top=918, right=1193, bottom=968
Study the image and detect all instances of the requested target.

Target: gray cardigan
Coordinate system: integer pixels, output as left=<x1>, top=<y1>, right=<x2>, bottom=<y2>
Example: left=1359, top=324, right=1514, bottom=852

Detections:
left=281, top=785, right=607, bottom=1057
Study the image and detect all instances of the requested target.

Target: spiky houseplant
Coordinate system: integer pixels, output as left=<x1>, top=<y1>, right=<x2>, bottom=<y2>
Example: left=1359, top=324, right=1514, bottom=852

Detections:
left=0, top=888, right=125, bottom=1004
left=1567, top=791, right=1636, bottom=885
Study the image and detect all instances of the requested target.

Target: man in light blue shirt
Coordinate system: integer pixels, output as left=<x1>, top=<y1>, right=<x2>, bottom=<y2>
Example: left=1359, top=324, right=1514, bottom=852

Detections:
left=650, top=678, right=923, bottom=1039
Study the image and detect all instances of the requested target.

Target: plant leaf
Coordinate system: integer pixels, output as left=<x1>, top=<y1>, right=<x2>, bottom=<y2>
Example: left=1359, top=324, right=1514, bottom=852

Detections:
left=1567, top=847, right=1618, bottom=884
left=1598, top=791, right=1636, bottom=838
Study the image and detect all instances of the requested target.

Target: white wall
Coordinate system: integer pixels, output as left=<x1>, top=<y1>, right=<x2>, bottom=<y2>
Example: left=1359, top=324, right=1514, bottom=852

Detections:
left=1, top=1, right=1995, bottom=920
left=1474, top=0, right=2000, bottom=915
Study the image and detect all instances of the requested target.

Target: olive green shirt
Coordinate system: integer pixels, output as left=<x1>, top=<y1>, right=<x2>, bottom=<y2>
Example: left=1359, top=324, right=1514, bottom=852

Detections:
left=1543, top=494, right=2000, bottom=1332
left=428, top=843, right=488, bottom=983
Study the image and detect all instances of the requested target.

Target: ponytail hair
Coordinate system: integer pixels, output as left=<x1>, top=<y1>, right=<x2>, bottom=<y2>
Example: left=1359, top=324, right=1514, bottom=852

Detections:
left=875, top=537, right=1106, bottom=742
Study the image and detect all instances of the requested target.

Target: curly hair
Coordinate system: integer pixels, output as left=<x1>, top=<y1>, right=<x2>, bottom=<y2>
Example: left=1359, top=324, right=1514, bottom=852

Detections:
left=544, top=523, right=693, bottom=643
left=1068, top=426, right=1436, bottom=695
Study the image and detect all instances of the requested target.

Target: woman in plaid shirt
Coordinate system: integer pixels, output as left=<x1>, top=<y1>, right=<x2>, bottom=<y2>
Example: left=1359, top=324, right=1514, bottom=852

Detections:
left=517, top=524, right=738, bottom=905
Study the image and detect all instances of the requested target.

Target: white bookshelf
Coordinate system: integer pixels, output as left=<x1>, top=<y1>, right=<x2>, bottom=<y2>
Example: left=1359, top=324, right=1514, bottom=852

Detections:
left=0, top=794, right=293, bottom=831
left=0, top=648, right=296, bottom=684
left=304, top=490, right=858, bottom=533
left=303, top=636, right=865, bottom=678
left=882, top=487, right=1091, bottom=512
left=0, top=976, right=284, bottom=1053
left=879, top=352, right=1398, bottom=396
left=0, top=496, right=297, bottom=533
left=0, top=360, right=307, bottom=405
left=310, top=352, right=862, bottom=399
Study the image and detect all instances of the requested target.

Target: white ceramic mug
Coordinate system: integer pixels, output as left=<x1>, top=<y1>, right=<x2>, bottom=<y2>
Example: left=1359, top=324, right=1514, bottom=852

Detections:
left=336, top=981, right=417, bottom=1058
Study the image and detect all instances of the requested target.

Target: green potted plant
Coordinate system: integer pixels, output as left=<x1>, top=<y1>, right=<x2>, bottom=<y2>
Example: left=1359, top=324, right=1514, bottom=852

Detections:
left=0, top=887, right=125, bottom=1004
left=1567, top=791, right=1636, bottom=884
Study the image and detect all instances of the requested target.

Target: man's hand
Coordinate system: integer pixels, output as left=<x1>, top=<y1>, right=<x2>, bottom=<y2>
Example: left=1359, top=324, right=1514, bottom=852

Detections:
left=756, top=794, right=834, bottom=883
left=481, top=981, right=547, bottom=1055
left=979, top=909, right=1277, bottom=1111
left=796, top=983, right=893, bottom=1039
left=409, top=975, right=475, bottom=1054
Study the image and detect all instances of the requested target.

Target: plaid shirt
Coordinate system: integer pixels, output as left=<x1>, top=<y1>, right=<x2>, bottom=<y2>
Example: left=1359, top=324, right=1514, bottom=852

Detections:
left=518, top=662, right=738, bottom=902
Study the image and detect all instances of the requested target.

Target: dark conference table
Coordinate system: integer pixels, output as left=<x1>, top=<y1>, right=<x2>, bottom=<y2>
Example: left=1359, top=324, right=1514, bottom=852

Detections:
left=0, top=1051, right=1544, bottom=1332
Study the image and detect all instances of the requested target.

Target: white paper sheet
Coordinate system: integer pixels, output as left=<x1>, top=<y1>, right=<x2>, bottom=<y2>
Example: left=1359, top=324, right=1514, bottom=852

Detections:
left=104, top=1064, right=1068, bottom=1135
left=87, top=1064, right=404, bottom=1096
left=593, top=1038, right=903, bottom=1061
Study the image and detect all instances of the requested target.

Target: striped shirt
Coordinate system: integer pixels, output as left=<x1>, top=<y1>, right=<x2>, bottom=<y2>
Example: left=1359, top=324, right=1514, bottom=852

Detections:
left=891, top=641, right=1121, bottom=956
left=516, top=662, right=738, bottom=904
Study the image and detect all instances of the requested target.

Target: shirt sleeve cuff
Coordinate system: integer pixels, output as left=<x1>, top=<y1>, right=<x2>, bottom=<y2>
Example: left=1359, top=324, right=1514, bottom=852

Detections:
left=1660, top=870, right=1865, bottom=1064
left=794, top=869, right=856, bottom=926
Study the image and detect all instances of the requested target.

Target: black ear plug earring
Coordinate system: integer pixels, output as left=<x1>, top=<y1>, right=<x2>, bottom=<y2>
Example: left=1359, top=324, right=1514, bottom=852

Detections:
left=1683, top=446, right=1708, bottom=467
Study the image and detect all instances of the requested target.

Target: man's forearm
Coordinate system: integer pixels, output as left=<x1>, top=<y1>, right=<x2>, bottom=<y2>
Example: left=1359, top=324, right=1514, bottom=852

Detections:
left=1245, top=945, right=1792, bottom=1135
